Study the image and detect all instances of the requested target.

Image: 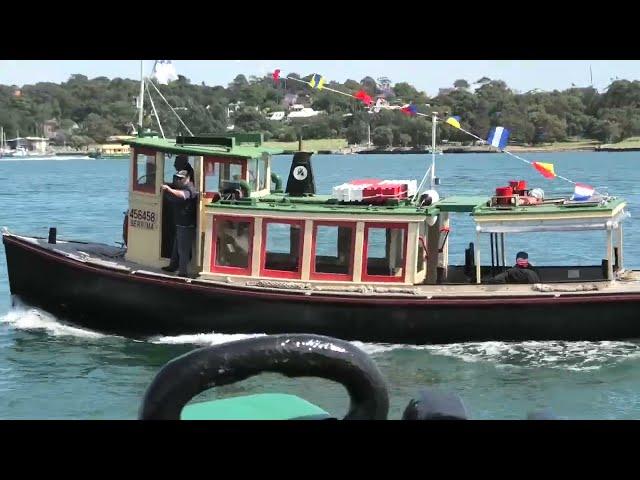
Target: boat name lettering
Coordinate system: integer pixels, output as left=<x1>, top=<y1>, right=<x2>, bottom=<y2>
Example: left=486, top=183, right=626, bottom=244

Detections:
left=129, top=209, right=156, bottom=229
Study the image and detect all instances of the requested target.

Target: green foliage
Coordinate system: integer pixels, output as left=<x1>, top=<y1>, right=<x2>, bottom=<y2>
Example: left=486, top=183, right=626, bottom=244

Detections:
left=399, top=133, right=412, bottom=147
left=346, top=119, right=368, bottom=144
left=372, top=126, right=393, bottom=147
left=1, top=73, right=640, bottom=149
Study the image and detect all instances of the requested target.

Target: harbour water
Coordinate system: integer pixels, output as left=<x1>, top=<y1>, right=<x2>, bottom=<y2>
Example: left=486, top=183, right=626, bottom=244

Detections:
left=2, top=152, right=640, bottom=419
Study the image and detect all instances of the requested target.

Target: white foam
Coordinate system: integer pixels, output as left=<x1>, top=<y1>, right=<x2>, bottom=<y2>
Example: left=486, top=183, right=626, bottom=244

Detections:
left=421, top=340, right=640, bottom=371
left=335, top=339, right=640, bottom=372
left=349, top=341, right=421, bottom=355
left=3, top=303, right=638, bottom=372
left=150, top=334, right=420, bottom=356
left=149, top=332, right=266, bottom=346
left=0, top=307, right=106, bottom=338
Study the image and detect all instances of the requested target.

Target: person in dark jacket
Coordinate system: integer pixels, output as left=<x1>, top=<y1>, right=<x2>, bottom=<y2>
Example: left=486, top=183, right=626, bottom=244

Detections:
left=161, top=170, right=199, bottom=277
left=488, top=251, right=541, bottom=284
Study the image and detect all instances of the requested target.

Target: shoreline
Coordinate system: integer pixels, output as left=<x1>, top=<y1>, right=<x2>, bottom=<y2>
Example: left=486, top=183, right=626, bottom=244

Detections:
left=277, top=145, right=640, bottom=155
left=267, top=138, right=640, bottom=155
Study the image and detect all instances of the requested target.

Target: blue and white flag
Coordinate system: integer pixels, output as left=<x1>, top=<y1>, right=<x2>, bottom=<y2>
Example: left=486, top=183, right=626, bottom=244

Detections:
left=151, top=60, right=178, bottom=85
left=487, top=126, right=510, bottom=150
left=572, top=183, right=595, bottom=201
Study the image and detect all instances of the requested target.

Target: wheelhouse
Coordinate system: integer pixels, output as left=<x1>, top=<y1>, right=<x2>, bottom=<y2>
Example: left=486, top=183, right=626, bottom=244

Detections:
left=122, top=134, right=282, bottom=273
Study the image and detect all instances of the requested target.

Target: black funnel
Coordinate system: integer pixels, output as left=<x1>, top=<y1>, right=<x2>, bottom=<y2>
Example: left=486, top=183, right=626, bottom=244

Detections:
left=285, top=151, right=316, bottom=197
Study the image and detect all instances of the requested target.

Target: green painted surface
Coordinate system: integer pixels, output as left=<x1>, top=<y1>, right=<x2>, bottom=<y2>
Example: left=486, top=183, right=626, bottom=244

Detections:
left=261, top=193, right=334, bottom=204
left=431, top=196, right=490, bottom=213
left=206, top=193, right=429, bottom=217
left=180, top=393, right=330, bottom=420
left=122, top=136, right=283, bottom=159
left=472, top=197, right=626, bottom=217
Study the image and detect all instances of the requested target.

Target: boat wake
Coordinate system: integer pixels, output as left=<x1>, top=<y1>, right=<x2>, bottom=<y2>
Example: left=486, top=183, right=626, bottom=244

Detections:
left=147, top=336, right=640, bottom=370
left=149, top=332, right=267, bottom=345
left=421, top=340, right=640, bottom=371
left=3, top=305, right=639, bottom=371
left=149, top=334, right=406, bottom=356
left=0, top=305, right=106, bottom=339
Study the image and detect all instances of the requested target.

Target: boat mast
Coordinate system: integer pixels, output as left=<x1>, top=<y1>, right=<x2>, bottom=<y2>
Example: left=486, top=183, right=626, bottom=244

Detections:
left=430, top=112, right=437, bottom=189
left=138, top=60, right=145, bottom=134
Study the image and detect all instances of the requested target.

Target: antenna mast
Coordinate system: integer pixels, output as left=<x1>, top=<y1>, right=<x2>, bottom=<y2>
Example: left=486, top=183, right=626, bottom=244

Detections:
left=430, top=112, right=437, bottom=189
left=138, top=60, right=145, bottom=133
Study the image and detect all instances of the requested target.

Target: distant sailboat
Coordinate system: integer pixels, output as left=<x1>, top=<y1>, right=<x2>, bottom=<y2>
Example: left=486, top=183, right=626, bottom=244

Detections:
left=0, top=126, right=13, bottom=157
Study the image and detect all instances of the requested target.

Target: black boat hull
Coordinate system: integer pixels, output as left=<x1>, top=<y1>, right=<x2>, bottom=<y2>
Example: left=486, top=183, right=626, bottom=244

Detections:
left=4, top=234, right=640, bottom=344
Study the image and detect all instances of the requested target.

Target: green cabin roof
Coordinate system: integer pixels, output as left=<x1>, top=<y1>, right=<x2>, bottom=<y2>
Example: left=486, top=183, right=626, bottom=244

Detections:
left=423, top=195, right=626, bottom=220
left=207, top=193, right=431, bottom=217
left=122, top=134, right=283, bottom=159
left=429, top=196, right=490, bottom=213
left=206, top=193, right=627, bottom=219
left=472, top=197, right=626, bottom=217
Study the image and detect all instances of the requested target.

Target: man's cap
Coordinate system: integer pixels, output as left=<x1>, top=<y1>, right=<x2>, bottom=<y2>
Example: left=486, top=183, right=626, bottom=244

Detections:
left=175, top=170, right=188, bottom=179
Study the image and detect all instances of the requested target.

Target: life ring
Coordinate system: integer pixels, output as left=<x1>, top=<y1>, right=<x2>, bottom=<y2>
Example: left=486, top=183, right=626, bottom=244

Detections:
left=139, top=334, right=389, bottom=420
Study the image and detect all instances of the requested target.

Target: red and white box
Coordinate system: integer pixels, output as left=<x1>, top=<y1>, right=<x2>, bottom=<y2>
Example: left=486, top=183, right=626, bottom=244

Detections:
left=332, top=179, right=417, bottom=203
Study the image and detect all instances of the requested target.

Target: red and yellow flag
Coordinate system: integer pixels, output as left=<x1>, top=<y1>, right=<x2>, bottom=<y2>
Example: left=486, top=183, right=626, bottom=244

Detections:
left=532, top=162, right=556, bottom=179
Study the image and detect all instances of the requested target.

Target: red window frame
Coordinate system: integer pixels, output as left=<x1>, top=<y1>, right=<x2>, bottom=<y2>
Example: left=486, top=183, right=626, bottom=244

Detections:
left=260, top=218, right=306, bottom=280
left=210, top=215, right=254, bottom=276
left=203, top=156, right=247, bottom=199
left=361, top=222, right=409, bottom=283
left=310, top=221, right=357, bottom=281
left=132, top=147, right=157, bottom=194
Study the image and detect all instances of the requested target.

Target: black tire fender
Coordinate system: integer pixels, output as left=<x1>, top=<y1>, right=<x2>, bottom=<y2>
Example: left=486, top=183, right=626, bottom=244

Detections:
left=139, top=334, right=389, bottom=420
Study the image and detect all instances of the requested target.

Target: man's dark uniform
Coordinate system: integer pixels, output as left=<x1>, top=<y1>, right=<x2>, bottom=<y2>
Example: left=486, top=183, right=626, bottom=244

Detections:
left=488, top=251, right=540, bottom=284
left=165, top=180, right=198, bottom=276
left=488, top=266, right=540, bottom=284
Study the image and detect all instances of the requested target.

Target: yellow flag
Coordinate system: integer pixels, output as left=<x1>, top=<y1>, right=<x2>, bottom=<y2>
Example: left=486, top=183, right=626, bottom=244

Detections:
left=445, top=116, right=461, bottom=129
left=532, top=162, right=556, bottom=179
left=308, top=74, right=325, bottom=90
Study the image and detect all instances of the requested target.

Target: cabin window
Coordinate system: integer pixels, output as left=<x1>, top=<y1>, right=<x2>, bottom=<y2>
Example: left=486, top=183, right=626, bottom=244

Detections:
left=247, top=157, right=268, bottom=191
left=203, top=159, right=221, bottom=197
left=261, top=219, right=305, bottom=279
left=211, top=216, right=254, bottom=275
left=362, top=223, right=408, bottom=282
left=223, top=163, right=244, bottom=188
left=311, top=222, right=356, bottom=280
left=133, top=149, right=157, bottom=194
left=204, top=157, right=247, bottom=197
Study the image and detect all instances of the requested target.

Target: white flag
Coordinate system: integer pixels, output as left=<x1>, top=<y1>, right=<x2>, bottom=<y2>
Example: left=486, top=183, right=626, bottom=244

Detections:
left=373, top=98, right=387, bottom=113
left=151, top=60, right=178, bottom=85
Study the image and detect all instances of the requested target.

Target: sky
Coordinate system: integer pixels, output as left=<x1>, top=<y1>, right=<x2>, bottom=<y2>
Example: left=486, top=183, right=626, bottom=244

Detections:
left=0, top=60, right=638, bottom=95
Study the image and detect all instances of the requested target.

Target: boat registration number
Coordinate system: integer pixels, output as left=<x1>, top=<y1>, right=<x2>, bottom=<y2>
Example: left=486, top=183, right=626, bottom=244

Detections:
left=129, top=209, right=156, bottom=229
